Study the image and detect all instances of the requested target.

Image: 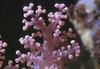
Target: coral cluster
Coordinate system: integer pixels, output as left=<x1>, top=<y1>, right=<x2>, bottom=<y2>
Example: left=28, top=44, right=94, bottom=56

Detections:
left=4, top=3, right=80, bottom=69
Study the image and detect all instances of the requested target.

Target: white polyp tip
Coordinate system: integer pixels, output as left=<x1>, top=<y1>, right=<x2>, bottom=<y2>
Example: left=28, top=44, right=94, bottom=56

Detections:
left=61, top=15, right=64, bottom=18
left=23, top=13, right=28, bottom=18
left=48, top=12, right=53, bottom=17
left=58, top=49, right=61, bottom=52
left=0, top=49, right=5, bottom=53
left=36, top=9, right=42, bottom=14
left=59, top=52, right=63, bottom=56
left=55, top=29, right=59, bottom=33
left=44, top=40, right=47, bottom=44
left=48, top=18, right=51, bottom=22
left=22, top=19, right=27, bottom=23
left=69, top=28, right=73, bottom=32
left=67, top=45, right=71, bottom=49
left=59, top=3, right=65, bottom=9
left=27, top=52, right=31, bottom=56
left=23, top=6, right=28, bottom=11
left=43, top=22, right=46, bottom=26
left=20, top=39, right=24, bottom=44
left=28, top=10, right=33, bottom=15
left=29, top=3, right=34, bottom=7
left=31, top=39, right=35, bottom=42
left=70, top=40, right=75, bottom=44
left=59, top=21, right=63, bottom=26
left=51, top=14, right=54, bottom=18
left=61, top=47, right=65, bottom=50
left=38, top=5, right=42, bottom=9
left=38, top=17, right=43, bottom=21
left=64, top=15, right=67, bottom=19
left=16, top=50, right=21, bottom=55
left=27, top=62, right=32, bottom=66
left=69, top=54, right=73, bottom=59
left=15, top=58, right=20, bottom=63
left=34, top=26, right=40, bottom=30
left=31, top=17, right=34, bottom=20
left=75, top=53, right=79, bottom=57
left=3, top=42, right=7, bottom=47
left=64, top=7, right=68, bottom=11
left=25, top=22, right=30, bottom=27
left=21, top=54, right=27, bottom=59
left=57, top=57, right=61, bottom=61
left=15, top=64, right=19, bottom=68
left=57, top=25, right=61, bottom=29
left=47, top=14, right=50, bottom=17
left=19, top=37, right=22, bottom=40
left=53, top=33, right=57, bottom=37
left=51, top=20, right=55, bottom=23
left=35, top=42, right=41, bottom=47
left=23, top=26, right=28, bottom=31
left=29, top=36, right=32, bottom=39
left=53, top=51, right=57, bottom=55
left=64, top=50, right=68, bottom=54
left=42, top=9, right=46, bottom=13
left=19, top=37, right=23, bottom=42
left=33, top=26, right=37, bottom=29
left=24, top=45, right=29, bottom=49
left=77, top=50, right=80, bottom=54
left=25, top=35, right=29, bottom=39
left=61, top=3, right=65, bottom=7
left=8, top=60, right=13, bottom=65
left=54, top=12, right=59, bottom=16
left=35, top=10, right=38, bottom=14
left=31, top=33, right=35, bottom=37
left=55, top=3, right=59, bottom=8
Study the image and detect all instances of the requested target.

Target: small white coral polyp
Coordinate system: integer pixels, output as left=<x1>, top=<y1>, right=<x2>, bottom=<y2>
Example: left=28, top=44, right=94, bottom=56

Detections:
left=6, top=3, right=80, bottom=69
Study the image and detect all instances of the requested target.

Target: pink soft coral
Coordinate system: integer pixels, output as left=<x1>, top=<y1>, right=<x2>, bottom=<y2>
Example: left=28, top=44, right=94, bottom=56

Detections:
left=5, top=3, right=80, bottom=69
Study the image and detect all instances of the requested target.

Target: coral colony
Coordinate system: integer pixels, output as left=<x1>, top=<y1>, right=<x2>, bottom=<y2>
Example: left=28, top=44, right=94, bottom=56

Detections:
left=0, top=35, right=7, bottom=68
left=4, top=3, right=80, bottom=69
